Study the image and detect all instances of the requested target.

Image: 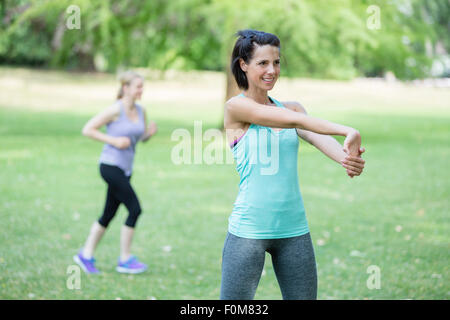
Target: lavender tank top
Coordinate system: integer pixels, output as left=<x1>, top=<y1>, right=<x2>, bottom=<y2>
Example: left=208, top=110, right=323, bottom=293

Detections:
left=98, top=101, right=145, bottom=176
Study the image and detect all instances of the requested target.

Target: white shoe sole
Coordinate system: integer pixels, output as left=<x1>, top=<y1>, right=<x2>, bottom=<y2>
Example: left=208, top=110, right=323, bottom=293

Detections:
left=116, top=266, right=148, bottom=274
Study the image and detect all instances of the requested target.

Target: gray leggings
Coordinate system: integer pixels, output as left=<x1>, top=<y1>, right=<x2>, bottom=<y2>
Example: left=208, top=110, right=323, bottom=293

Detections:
left=220, top=232, right=317, bottom=300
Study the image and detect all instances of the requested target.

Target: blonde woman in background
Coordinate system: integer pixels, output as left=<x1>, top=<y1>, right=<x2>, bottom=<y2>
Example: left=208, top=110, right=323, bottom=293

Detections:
left=74, top=71, right=157, bottom=274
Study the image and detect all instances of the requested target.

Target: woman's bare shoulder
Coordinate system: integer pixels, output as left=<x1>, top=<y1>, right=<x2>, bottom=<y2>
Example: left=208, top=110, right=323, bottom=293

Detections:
left=96, top=102, right=121, bottom=123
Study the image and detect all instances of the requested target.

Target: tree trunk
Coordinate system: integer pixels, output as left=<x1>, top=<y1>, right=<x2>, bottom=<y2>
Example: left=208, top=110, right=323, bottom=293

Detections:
left=51, top=13, right=66, bottom=51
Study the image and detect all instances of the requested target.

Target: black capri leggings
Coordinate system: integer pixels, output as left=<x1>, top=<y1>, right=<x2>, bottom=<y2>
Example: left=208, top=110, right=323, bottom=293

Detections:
left=98, top=163, right=142, bottom=228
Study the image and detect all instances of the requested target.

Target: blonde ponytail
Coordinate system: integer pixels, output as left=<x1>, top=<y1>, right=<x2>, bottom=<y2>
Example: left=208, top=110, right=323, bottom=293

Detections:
left=116, top=70, right=143, bottom=100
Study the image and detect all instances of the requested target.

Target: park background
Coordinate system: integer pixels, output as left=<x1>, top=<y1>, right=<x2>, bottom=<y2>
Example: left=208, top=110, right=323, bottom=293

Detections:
left=0, top=0, right=448, bottom=299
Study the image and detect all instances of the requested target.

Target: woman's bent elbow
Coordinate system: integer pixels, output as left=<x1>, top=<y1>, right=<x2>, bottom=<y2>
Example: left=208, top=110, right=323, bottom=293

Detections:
left=82, top=127, right=91, bottom=137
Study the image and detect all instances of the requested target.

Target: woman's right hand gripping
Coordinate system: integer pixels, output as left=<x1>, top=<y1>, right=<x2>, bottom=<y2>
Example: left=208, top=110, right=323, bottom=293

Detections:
left=342, top=129, right=365, bottom=178
left=343, top=129, right=361, bottom=156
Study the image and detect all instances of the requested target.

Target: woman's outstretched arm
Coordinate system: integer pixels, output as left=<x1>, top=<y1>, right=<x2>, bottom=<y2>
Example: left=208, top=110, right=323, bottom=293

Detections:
left=226, top=95, right=362, bottom=155
left=283, top=101, right=365, bottom=178
left=299, top=131, right=365, bottom=177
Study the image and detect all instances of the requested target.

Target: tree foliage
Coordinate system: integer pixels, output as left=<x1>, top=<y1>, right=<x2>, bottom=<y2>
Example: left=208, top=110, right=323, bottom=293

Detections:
left=0, top=0, right=448, bottom=79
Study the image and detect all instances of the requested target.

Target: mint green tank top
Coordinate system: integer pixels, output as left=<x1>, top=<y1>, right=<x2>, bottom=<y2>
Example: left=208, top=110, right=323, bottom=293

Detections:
left=228, top=95, right=309, bottom=239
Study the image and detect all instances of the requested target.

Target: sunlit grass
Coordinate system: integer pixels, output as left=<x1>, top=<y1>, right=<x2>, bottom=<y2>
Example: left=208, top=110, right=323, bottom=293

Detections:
left=0, top=67, right=448, bottom=299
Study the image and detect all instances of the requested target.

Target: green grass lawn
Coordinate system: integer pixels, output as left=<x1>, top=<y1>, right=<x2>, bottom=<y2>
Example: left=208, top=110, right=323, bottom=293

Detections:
left=0, top=68, right=448, bottom=299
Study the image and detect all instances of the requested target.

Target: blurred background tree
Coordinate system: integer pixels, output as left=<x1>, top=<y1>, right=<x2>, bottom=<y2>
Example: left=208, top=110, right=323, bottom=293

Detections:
left=1, top=0, right=448, bottom=86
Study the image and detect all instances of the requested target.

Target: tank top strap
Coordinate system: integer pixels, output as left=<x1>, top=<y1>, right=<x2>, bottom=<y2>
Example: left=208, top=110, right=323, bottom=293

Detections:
left=238, top=93, right=284, bottom=108
left=268, top=96, right=285, bottom=108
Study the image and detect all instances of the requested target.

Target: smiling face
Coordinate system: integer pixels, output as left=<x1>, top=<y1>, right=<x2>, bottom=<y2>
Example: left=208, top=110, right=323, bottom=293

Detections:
left=240, top=44, right=280, bottom=92
left=124, top=77, right=144, bottom=100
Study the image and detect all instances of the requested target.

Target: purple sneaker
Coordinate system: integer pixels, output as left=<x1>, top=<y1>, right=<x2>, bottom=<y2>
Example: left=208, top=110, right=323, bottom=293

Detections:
left=73, top=251, right=100, bottom=274
left=116, top=256, right=147, bottom=274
